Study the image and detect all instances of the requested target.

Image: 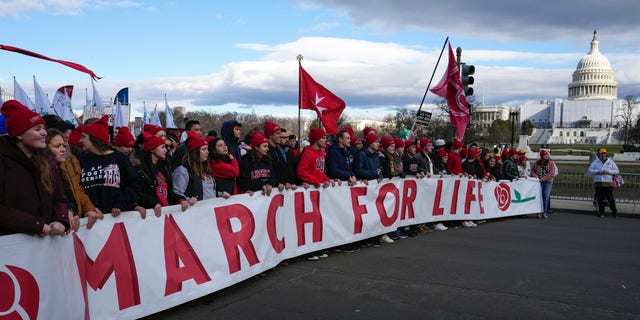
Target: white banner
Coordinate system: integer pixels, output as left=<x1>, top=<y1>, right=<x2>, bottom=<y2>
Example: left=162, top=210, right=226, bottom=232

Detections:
left=0, top=177, right=542, bottom=319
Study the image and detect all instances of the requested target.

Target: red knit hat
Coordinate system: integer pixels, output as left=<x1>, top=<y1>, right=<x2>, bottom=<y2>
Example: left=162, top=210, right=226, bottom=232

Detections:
left=250, top=131, right=268, bottom=148
left=404, top=139, right=416, bottom=149
left=186, top=131, right=207, bottom=152
left=350, top=137, right=362, bottom=147
left=461, top=148, right=468, bottom=158
left=264, top=120, right=281, bottom=138
left=518, top=155, right=528, bottom=163
left=437, top=148, right=448, bottom=158
left=308, top=127, right=326, bottom=145
left=143, top=132, right=166, bottom=152
left=393, top=138, right=404, bottom=149
left=452, top=139, right=463, bottom=149
left=380, top=136, right=394, bottom=149
left=364, top=134, right=379, bottom=147
left=114, top=127, right=135, bottom=147
left=501, top=149, right=509, bottom=159
left=143, top=124, right=163, bottom=136
left=540, top=149, right=549, bottom=157
left=83, top=115, right=111, bottom=144
left=68, top=124, right=83, bottom=147
left=419, top=138, right=432, bottom=149
left=341, top=125, right=354, bottom=138
left=467, top=148, right=478, bottom=159
left=362, top=126, right=375, bottom=137
left=509, top=149, right=518, bottom=157
left=0, top=100, right=45, bottom=137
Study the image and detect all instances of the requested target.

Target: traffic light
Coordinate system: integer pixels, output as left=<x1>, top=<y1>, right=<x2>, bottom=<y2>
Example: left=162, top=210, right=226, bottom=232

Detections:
left=460, top=63, right=475, bottom=97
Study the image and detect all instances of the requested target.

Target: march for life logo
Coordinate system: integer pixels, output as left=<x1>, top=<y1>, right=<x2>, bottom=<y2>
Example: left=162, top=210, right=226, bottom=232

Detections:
left=0, top=265, right=40, bottom=320
left=81, top=164, right=121, bottom=189
left=494, top=182, right=536, bottom=211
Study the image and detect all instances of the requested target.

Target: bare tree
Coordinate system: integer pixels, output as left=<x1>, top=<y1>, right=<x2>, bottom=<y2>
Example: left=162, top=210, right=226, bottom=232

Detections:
left=619, top=95, right=639, bottom=145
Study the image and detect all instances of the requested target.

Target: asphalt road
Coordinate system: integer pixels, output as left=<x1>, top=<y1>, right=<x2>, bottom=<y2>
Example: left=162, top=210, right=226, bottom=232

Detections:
left=145, top=212, right=640, bottom=320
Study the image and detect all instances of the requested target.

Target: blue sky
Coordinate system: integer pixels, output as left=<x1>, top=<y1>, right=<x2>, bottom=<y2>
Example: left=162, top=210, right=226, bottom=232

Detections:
left=1, top=0, right=639, bottom=121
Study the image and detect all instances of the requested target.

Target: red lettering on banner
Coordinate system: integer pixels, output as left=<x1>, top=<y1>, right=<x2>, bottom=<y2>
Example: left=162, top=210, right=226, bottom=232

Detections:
left=350, top=186, right=368, bottom=233
left=214, top=204, right=260, bottom=274
left=375, top=183, right=399, bottom=227
left=432, top=180, right=445, bottom=216
left=0, top=265, right=39, bottom=320
left=73, top=223, right=140, bottom=318
left=267, top=194, right=285, bottom=253
left=163, top=215, right=211, bottom=296
left=294, top=191, right=323, bottom=246
left=464, top=180, right=477, bottom=214
left=450, top=179, right=461, bottom=214
left=401, top=179, right=417, bottom=219
left=477, top=181, right=485, bottom=214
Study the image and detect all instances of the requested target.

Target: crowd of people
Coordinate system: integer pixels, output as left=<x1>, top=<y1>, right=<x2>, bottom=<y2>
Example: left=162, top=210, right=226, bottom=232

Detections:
left=0, top=99, right=621, bottom=246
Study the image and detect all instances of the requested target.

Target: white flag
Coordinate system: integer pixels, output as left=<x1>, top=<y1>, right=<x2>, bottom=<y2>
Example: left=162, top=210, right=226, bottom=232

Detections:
left=33, top=76, right=52, bottom=114
left=13, top=77, right=35, bottom=111
left=113, top=99, right=128, bottom=129
left=91, top=79, right=103, bottom=109
left=142, top=101, right=149, bottom=124
left=164, top=94, right=177, bottom=128
left=151, top=104, right=162, bottom=127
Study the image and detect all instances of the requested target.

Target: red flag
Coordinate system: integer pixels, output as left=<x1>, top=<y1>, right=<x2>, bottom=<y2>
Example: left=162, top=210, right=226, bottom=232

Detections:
left=0, top=44, right=101, bottom=80
left=430, top=43, right=470, bottom=140
left=299, top=64, right=346, bottom=135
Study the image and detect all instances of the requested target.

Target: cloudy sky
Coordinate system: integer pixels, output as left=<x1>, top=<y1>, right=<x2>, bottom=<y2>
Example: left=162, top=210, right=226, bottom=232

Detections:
left=1, top=0, right=639, bottom=121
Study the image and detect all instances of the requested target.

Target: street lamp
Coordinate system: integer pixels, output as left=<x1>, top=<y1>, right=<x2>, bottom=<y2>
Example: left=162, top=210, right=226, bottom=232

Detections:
left=509, top=111, right=518, bottom=148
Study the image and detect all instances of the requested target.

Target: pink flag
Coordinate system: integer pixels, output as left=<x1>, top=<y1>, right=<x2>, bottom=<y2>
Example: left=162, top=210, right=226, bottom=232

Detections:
left=430, top=43, right=470, bottom=139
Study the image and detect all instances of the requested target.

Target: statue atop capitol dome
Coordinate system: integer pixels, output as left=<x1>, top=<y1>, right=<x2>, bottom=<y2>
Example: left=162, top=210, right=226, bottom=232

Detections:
left=568, top=29, right=618, bottom=100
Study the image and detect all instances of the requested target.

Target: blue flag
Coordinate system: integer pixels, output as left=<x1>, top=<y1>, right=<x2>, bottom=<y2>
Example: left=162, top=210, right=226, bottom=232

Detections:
left=114, top=87, right=128, bottom=105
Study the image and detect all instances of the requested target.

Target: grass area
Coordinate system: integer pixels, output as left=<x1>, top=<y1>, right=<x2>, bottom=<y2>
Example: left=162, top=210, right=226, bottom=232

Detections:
left=529, top=144, right=624, bottom=156
left=555, top=162, right=640, bottom=174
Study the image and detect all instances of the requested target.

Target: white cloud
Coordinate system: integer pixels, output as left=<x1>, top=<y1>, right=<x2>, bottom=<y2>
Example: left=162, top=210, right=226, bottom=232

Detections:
left=57, top=36, right=637, bottom=121
left=0, top=0, right=43, bottom=18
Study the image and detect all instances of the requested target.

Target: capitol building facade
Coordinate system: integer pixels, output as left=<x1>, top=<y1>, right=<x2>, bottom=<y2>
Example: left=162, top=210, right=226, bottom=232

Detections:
left=471, top=30, right=630, bottom=146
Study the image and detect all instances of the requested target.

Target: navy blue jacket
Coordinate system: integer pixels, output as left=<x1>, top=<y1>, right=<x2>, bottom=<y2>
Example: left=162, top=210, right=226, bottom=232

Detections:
left=221, top=120, right=242, bottom=160
left=355, top=148, right=382, bottom=180
left=326, top=143, right=357, bottom=180
left=78, top=151, right=141, bottom=213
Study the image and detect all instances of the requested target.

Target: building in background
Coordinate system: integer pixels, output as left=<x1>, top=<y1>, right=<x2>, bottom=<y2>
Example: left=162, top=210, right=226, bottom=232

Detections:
left=519, top=30, right=630, bottom=145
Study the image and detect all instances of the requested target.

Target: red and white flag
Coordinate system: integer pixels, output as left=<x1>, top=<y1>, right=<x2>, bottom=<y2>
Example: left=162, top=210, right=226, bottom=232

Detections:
left=299, top=64, right=346, bottom=135
left=51, top=85, right=77, bottom=125
left=430, top=43, right=470, bottom=140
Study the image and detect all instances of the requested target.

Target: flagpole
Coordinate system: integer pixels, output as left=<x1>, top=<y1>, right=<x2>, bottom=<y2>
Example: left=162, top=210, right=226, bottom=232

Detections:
left=296, top=54, right=303, bottom=143
left=411, top=36, right=449, bottom=133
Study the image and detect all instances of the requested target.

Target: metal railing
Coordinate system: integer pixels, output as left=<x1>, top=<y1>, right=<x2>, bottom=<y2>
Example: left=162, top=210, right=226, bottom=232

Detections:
left=551, top=171, right=640, bottom=204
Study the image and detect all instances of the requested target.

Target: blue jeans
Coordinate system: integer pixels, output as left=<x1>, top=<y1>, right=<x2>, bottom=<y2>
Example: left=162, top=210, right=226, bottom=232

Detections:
left=540, top=182, right=553, bottom=213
